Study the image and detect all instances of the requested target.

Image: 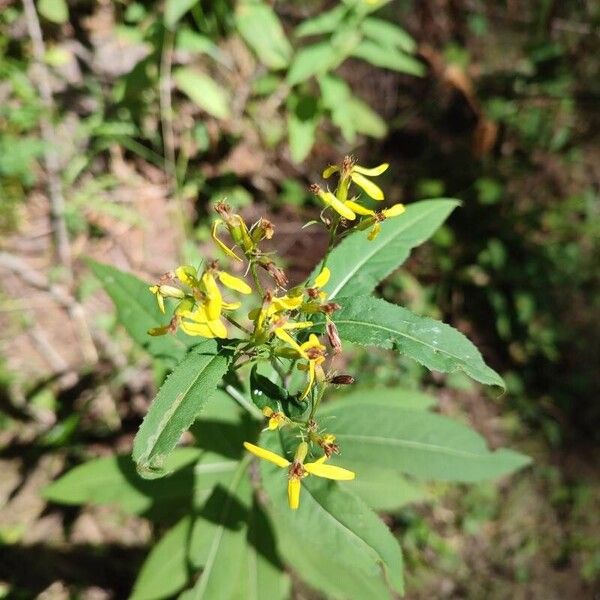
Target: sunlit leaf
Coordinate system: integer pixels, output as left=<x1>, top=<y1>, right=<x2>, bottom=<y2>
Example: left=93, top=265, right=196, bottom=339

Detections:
left=133, top=341, right=231, bottom=477
left=236, top=1, right=292, bottom=70
left=318, top=400, right=531, bottom=481
left=311, top=199, right=460, bottom=299
left=174, top=68, right=231, bottom=119
left=333, top=296, right=505, bottom=388
left=38, top=0, right=69, bottom=24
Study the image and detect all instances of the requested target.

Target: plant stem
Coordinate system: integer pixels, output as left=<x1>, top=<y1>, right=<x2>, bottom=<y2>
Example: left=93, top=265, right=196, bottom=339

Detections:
left=223, top=313, right=252, bottom=335
left=250, top=262, right=264, bottom=296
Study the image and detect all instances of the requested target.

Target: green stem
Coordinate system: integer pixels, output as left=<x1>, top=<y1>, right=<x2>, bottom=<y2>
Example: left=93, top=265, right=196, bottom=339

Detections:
left=250, top=262, right=264, bottom=296
left=223, top=313, right=252, bottom=335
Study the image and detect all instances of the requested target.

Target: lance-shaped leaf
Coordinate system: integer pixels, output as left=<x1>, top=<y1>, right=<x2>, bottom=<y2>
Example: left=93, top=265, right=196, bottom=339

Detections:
left=133, top=341, right=230, bottom=477
left=333, top=295, right=505, bottom=388
left=260, top=433, right=403, bottom=600
left=87, top=260, right=192, bottom=363
left=235, top=1, right=292, bottom=70
left=331, top=386, right=437, bottom=411
left=181, top=460, right=251, bottom=599
left=239, top=498, right=291, bottom=600
left=311, top=199, right=459, bottom=299
left=319, top=401, right=531, bottom=482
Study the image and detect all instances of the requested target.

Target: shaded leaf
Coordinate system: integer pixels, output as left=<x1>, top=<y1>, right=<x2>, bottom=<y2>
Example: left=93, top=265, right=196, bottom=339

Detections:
left=334, top=296, right=505, bottom=388
left=287, top=93, right=320, bottom=162
left=131, top=516, right=193, bottom=600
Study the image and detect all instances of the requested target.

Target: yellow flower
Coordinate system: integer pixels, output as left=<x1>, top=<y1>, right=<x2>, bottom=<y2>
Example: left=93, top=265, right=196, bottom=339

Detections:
left=343, top=202, right=405, bottom=240
left=212, top=202, right=255, bottom=261
left=176, top=264, right=251, bottom=339
left=262, top=406, right=289, bottom=430
left=273, top=333, right=326, bottom=399
left=323, top=160, right=388, bottom=201
left=243, top=441, right=355, bottom=510
left=310, top=184, right=356, bottom=221
left=149, top=284, right=185, bottom=314
left=302, top=267, right=331, bottom=313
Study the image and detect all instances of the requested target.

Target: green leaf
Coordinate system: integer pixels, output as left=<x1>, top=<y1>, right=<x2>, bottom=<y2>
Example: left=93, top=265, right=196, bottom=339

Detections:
left=287, top=28, right=359, bottom=86
left=131, top=516, right=193, bottom=600
left=352, top=39, right=425, bottom=76
left=43, top=449, right=240, bottom=519
left=287, top=42, right=340, bottom=85
left=334, top=296, right=505, bottom=388
left=235, top=2, right=292, bottom=70
left=312, top=199, right=460, bottom=299
left=360, top=17, right=416, bottom=53
left=182, top=459, right=251, bottom=599
left=44, top=449, right=198, bottom=512
left=174, top=68, right=231, bottom=119
left=295, top=5, right=348, bottom=37
left=331, top=386, right=437, bottom=411
left=133, top=341, right=231, bottom=477
left=261, top=433, right=404, bottom=599
left=38, top=0, right=69, bottom=24
left=164, top=0, right=197, bottom=29
left=319, top=400, right=531, bottom=481
left=250, top=365, right=308, bottom=419
left=240, top=499, right=291, bottom=600
left=347, top=96, right=387, bottom=138
left=350, top=466, right=427, bottom=512
left=87, top=260, right=192, bottom=363
left=287, top=92, right=320, bottom=163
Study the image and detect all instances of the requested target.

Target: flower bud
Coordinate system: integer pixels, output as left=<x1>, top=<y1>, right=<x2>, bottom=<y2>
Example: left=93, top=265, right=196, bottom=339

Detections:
left=329, top=375, right=355, bottom=385
left=252, top=218, right=275, bottom=243
left=326, top=321, right=342, bottom=354
left=320, top=302, right=341, bottom=315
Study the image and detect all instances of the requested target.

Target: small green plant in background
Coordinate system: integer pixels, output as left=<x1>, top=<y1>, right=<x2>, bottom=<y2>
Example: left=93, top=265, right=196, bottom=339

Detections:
left=46, top=158, right=530, bottom=598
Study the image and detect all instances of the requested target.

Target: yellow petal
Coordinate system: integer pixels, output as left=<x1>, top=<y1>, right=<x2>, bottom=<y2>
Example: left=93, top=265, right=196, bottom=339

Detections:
left=368, top=222, right=381, bottom=241
left=273, top=295, right=303, bottom=311
left=352, top=163, right=389, bottom=177
left=243, top=442, right=290, bottom=468
left=344, top=200, right=375, bottom=216
left=221, top=300, right=241, bottom=311
left=322, top=191, right=356, bottom=220
left=180, top=321, right=215, bottom=338
left=274, top=328, right=306, bottom=357
left=157, top=293, right=165, bottom=314
left=322, top=165, right=339, bottom=179
left=202, top=272, right=222, bottom=321
left=212, top=220, right=242, bottom=262
left=281, top=320, right=313, bottom=330
left=288, top=477, right=301, bottom=510
left=300, top=361, right=315, bottom=400
left=262, top=406, right=274, bottom=417
left=383, top=203, right=405, bottom=218
left=207, top=318, right=227, bottom=339
left=304, top=462, right=355, bottom=480
left=218, top=271, right=252, bottom=294
left=176, top=265, right=198, bottom=287
left=268, top=418, right=278, bottom=431
left=301, top=333, right=323, bottom=350
left=351, top=172, right=384, bottom=200
left=313, top=267, right=330, bottom=288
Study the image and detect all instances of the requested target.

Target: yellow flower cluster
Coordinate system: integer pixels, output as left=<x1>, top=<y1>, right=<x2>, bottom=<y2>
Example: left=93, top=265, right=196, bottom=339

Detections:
left=312, top=156, right=405, bottom=240
left=148, top=157, right=404, bottom=509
